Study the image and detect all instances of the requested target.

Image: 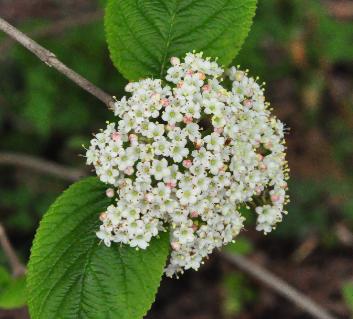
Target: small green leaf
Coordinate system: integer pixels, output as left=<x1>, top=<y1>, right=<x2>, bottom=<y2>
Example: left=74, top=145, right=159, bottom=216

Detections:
left=0, top=266, right=27, bottom=309
left=27, top=177, right=170, bottom=319
left=105, top=0, right=257, bottom=80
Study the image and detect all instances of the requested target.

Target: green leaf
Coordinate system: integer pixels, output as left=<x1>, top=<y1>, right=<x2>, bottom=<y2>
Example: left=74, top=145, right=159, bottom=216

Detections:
left=105, top=0, right=257, bottom=80
left=0, top=266, right=27, bottom=309
left=27, top=177, right=170, bottom=319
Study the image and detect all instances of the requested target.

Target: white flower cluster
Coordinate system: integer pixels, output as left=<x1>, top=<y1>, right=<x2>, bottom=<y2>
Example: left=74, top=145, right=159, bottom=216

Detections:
left=85, top=52, right=289, bottom=277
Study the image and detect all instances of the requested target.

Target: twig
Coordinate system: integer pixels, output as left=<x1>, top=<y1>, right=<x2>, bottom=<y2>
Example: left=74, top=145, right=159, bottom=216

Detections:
left=0, top=223, right=26, bottom=278
left=0, top=152, right=86, bottom=182
left=0, top=11, right=102, bottom=56
left=0, top=17, right=114, bottom=109
left=221, top=252, right=338, bottom=319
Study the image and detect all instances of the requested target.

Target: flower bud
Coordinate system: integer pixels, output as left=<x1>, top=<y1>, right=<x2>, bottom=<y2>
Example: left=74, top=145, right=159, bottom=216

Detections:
left=124, top=166, right=134, bottom=175
left=99, top=212, right=107, bottom=221
left=170, top=57, right=180, bottom=66
left=166, top=180, right=177, bottom=189
left=244, top=99, right=253, bottom=107
left=183, top=159, right=192, bottom=168
left=202, top=84, right=211, bottom=92
left=111, top=132, right=121, bottom=142
left=171, top=241, right=181, bottom=251
left=160, top=98, right=170, bottom=106
left=271, top=194, right=280, bottom=202
left=106, top=188, right=115, bottom=198
left=198, top=72, right=206, bottom=80
left=183, top=115, right=193, bottom=124
left=144, top=193, right=154, bottom=202
left=177, top=81, right=184, bottom=88
left=125, top=82, right=133, bottom=92
left=190, top=211, right=199, bottom=218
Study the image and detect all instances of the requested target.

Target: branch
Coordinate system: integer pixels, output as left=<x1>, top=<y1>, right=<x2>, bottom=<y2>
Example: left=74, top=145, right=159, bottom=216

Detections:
left=0, top=152, right=86, bottom=182
left=0, top=17, right=114, bottom=109
left=0, top=223, right=26, bottom=278
left=0, top=11, right=102, bottom=56
left=221, top=252, right=338, bottom=319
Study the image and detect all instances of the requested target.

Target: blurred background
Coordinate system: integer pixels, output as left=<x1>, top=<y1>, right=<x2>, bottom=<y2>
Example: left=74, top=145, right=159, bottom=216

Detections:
left=0, top=0, right=352, bottom=318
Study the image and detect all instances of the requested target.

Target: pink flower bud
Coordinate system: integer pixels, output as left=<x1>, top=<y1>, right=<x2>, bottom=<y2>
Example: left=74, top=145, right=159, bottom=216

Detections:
left=257, top=154, right=264, bottom=161
left=214, top=127, right=223, bottom=134
left=177, top=81, right=184, bottom=88
left=171, top=241, right=181, bottom=251
left=183, top=115, right=193, bottom=124
left=111, top=132, right=121, bottom=142
left=144, top=193, right=154, bottom=202
left=255, top=187, right=262, bottom=195
left=183, top=159, right=192, bottom=168
left=192, top=224, right=198, bottom=232
left=202, top=84, right=211, bottom=92
left=190, top=211, right=199, bottom=218
left=124, top=166, right=134, bottom=175
left=160, top=98, right=170, bottom=106
left=166, top=181, right=177, bottom=189
left=186, top=69, right=193, bottom=76
left=244, top=99, right=253, bottom=107
left=99, top=212, right=107, bottom=222
left=106, top=188, right=115, bottom=198
left=271, top=194, right=280, bottom=202
left=259, top=163, right=267, bottom=171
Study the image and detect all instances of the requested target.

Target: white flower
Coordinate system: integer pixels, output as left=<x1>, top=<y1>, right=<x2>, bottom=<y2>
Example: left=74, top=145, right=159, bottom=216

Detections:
left=152, top=137, right=170, bottom=156
left=176, top=188, right=198, bottom=205
left=170, top=143, right=189, bottom=162
left=174, top=226, right=194, bottom=244
left=203, top=132, right=225, bottom=151
left=151, top=159, right=170, bottom=180
left=130, top=231, right=150, bottom=249
left=96, top=226, right=113, bottom=247
left=162, top=106, right=183, bottom=125
left=86, top=52, right=290, bottom=277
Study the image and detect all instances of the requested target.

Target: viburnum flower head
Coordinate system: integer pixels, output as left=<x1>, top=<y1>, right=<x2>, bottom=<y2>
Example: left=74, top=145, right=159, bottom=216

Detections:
left=85, top=52, right=290, bottom=277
